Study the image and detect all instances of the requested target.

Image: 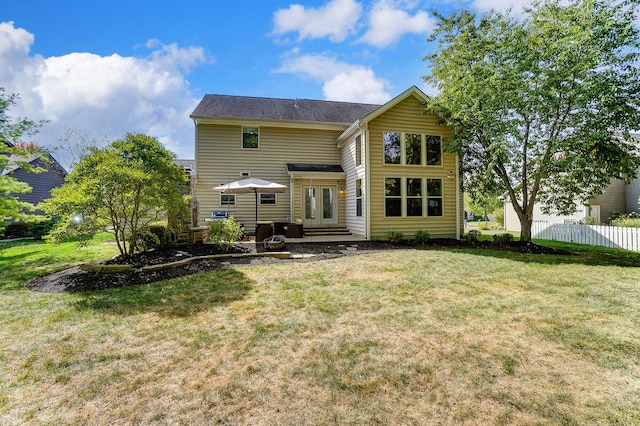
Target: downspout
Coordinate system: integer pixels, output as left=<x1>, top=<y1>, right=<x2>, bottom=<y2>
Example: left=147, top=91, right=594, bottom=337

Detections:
left=289, top=174, right=294, bottom=223
left=193, top=119, right=200, bottom=226
left=361, top=124, right=371, bottom=240
left=455, top=153, right=461, bottom=240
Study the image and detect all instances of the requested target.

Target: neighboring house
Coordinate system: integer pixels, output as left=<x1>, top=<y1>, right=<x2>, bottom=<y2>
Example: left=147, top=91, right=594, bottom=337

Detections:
left=190, top=86, right=463, bottom=240
left=504, top=158, right=640, bottom=230
left=1, top=148, right=67, bottom=206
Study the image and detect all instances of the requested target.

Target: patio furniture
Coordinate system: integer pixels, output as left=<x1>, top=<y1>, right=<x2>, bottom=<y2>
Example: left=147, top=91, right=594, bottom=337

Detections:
left=285, top=223, right=304, bottom=238
left=256, top=221, right=274, bottom=242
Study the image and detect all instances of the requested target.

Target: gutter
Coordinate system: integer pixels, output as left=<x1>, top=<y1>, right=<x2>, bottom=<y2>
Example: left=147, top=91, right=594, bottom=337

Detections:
left=456, top=154, right=461, bottom=240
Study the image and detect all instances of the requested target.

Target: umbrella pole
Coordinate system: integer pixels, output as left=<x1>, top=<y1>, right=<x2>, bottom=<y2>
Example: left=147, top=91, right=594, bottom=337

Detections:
left=255, top=190, right=258, bottom=232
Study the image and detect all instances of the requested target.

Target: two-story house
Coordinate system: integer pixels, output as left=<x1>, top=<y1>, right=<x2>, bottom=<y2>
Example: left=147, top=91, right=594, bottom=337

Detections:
left=190, top=86, right=462, bottom=240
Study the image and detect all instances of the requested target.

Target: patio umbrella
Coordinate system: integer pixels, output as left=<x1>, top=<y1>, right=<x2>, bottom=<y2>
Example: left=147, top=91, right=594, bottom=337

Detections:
left=214, top=177, right=287, bottom=227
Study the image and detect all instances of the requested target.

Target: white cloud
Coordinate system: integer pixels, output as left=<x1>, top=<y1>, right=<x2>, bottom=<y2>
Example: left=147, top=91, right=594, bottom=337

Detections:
left=359, top=1, right=435, bottom=48
left=323, top=69, right=391, bottom=103
left=277, top=51, right=354, bottom=80
left=276, top=51, right=391, bottom=103
left=0, top=22, right=206, bottom=167
left=471, top=0, right=533, bottom=13
left=272, top=0, right=362, bottom=42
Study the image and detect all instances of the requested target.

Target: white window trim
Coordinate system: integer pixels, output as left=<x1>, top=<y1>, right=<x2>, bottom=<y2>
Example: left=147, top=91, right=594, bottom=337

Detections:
left=426, top=178, right=444, bottom=217
left=383, top=176, right=445, bottom=218
left=384, top=176, right=403, bottom=217
left=355, top=178, right=363, bottom=217
left=383, top=131, right=443, bottom=167
left=355, top=135, right=362, bottom=167
left=220, top=193, right=235, bottom=206
left=242, top=126, right=260, bottom=149
left=259, top=193, right=277, bottom=205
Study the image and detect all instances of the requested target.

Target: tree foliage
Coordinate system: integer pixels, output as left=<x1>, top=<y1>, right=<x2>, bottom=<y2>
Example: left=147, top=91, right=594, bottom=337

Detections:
left=41, top=133, right=188, bottom=256
left=424, top=0, right=640, bottom=241
left=0, top=88, right=46, bottom=233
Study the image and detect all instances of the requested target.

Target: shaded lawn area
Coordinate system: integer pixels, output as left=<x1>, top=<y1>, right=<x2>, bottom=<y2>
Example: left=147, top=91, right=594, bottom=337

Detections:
left=1, top=236, right=639, bottom=424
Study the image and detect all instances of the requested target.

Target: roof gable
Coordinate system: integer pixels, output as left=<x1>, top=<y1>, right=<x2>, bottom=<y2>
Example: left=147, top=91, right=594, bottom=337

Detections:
left=190, top=94, right=381, bottom=125
left=359, top=86, right=429, bottom=124
left=336, top=86, right=431, bottom=145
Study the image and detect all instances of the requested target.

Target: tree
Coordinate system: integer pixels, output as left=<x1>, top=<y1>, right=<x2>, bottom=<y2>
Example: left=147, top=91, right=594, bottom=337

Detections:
left=424, top=0, right=640, bottom=242
left=0, top=88, right=46, bottom=233
left=41, top=133, right=188, bottom=256
left=53, top=126, right=109, bottom=171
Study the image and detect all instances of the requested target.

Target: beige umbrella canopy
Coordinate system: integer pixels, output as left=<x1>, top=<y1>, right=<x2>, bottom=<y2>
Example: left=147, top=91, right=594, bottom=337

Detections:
left=214, top=177, right=287, bottom=227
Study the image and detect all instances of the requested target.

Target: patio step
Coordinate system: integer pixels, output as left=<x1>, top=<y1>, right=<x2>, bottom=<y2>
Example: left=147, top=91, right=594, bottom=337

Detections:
left=304, top=227, right=351, bottom=236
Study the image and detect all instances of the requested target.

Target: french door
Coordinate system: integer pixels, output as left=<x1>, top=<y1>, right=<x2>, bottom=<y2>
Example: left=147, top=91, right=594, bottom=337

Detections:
left=303, top=185, right=337, bottom=226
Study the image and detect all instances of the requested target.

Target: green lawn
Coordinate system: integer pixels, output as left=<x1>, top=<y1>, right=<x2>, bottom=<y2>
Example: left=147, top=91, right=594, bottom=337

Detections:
left=1, top=236, right=639, bottom=424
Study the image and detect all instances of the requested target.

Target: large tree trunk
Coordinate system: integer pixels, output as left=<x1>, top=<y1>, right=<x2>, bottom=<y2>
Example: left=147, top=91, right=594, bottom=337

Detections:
left=519, top=217, right=533, bottom=243
left=515, top=206, right=534, bottom=243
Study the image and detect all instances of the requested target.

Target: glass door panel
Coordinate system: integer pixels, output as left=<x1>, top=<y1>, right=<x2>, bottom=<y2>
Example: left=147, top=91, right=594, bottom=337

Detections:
left=322, top=187, right=334, bottom=220
left=304, top=187, right=316, bottom=220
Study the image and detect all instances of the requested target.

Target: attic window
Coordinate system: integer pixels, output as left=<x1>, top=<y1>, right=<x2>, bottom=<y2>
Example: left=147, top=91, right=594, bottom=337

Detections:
left=242, top=127, right=259, bottom=149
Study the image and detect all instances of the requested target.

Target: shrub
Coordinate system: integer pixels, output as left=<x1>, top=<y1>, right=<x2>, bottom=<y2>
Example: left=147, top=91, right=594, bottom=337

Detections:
left=465, top=229, right=482, bottom=242
left=493, top=233, right=514, bottom=244
left=414, top=229, right=431, bottom=243
left=478, top=221, right=503, bottom=230
left=28, top=217, right=59, bottom=239
left=611, top=216, right=640, bottom=228
left=609, top=211, right=640, bottom=222
left=136, top=224, right=170, bottom=250
left=2, top=218, right=58, bottom=240
left=209, top=217, right=243, bottom=251
left=385, top=230, right=404, bottom=243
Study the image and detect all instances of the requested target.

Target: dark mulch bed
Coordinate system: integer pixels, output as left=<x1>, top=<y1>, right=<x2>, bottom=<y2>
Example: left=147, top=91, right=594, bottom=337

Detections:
left=25, top=239, right=568, bottom=293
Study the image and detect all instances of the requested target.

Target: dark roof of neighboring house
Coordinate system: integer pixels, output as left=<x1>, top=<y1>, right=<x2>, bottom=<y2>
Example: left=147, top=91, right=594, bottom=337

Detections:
left=1, top=155, right=67, bottom=205
left=286, top=163, right=344, bottom=173
left=1, top=150, right=67, bottom=177
left=190, top=94, right=381, bottom=124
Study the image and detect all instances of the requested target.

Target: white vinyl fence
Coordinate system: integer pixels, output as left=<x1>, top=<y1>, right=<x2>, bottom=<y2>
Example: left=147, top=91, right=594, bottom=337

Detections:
left=531, top=221, right=640, bottom=252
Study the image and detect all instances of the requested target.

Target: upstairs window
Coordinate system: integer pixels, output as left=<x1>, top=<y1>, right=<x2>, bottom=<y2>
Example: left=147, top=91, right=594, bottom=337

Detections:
left=242, top=127, right=259, bottom=149
left=426, top=135, right=442, bottom=165
left=384, top=131, right=442, bottom=166
left=383, top=132, right=401, bottom=164
left=355, top=135, right=362, bottom=166
left=405, top=134, right=422, bottom=165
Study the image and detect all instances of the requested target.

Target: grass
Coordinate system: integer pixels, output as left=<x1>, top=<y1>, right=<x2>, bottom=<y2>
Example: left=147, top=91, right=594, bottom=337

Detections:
left=1, top=236, right=640, bottom=424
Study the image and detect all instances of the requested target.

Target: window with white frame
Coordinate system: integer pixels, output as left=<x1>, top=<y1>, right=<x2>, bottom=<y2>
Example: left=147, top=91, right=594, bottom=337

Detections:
left=405, top=134, right=422, bottom=165
left=220, top=193, right=235, bottom=206
left=259, top=193, right=276, bottom=205
left=384, top=177, right=443, bottom=217
left=242, top=127, right=259, bottom=149
left=383, top=132, right=401, bottom=164
left=355, top=135, right=362, bottom=166
left=406, top=178, right=423, bottom=216
left=384, top=131, right=442, bottom=166
left=384, top=177, right=402, bottom=216
left=426, top=135, right=442, bottom=165
left=356, top=179, right=363, bottom=217
left=427, top=179, right=443, bottom=216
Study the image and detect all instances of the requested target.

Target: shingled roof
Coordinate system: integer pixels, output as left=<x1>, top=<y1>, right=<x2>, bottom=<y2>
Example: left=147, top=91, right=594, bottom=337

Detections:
left=190, top=94, right=381, bottom=124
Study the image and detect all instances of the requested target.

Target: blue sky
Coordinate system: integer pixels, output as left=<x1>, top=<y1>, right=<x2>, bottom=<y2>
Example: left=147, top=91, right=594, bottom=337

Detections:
left=1, top=0, right=527, bottom=167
